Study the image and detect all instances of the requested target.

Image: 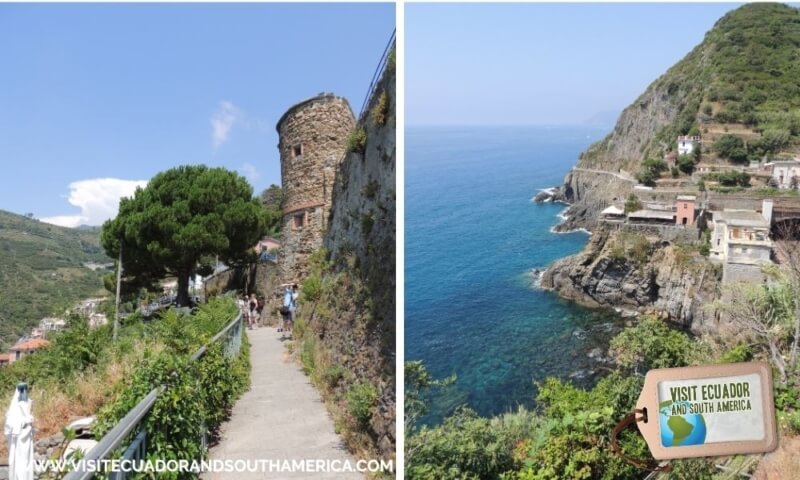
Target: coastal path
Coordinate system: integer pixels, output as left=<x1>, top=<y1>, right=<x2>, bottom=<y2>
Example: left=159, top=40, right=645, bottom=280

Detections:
left=203, top=327, right=362, bottom=479
left=571, top=167, right=636, bottom=182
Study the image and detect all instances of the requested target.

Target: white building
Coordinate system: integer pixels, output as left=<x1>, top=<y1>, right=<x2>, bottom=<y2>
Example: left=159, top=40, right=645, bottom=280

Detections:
left=89, top=313, right=108, bottom=328
left=769, top=159, right=800, bottom=189
left=40, top=317, right=67, bottom=333
left=709, top=210, right=772, bottom=265
left=677, top=135, right=701, bottom=156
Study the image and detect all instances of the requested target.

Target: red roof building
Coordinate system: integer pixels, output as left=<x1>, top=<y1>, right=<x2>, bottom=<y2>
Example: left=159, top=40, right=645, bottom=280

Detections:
left=9, top=338, right=50, bottom=363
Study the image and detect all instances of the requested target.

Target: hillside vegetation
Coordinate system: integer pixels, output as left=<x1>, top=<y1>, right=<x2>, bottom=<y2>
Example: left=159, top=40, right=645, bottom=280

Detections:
left=0, top=210, right=109, bottom=347
left=580, top=3, right=800, bottom=173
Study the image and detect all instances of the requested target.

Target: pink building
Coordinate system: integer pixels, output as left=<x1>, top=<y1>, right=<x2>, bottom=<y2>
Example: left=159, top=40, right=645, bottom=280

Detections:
left=675, top=195, right=696, bottom=226
left=254, top=237, right=281, bottom=254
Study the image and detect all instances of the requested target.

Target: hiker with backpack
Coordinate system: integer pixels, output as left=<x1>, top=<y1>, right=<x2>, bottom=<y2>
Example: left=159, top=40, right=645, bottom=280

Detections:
left=279, top=283, right=298, bottom=339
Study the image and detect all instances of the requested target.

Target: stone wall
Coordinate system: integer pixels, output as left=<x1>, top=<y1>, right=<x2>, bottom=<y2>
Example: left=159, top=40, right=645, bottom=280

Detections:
left=276, top=94, right=355, bottom=283
left=322, top=61, right=396, bottom=459
left=723, top=262, right=768, bottom=283
left=291, top=58, right=396, bottom=461
left=605, top=222, right=700, bottom=243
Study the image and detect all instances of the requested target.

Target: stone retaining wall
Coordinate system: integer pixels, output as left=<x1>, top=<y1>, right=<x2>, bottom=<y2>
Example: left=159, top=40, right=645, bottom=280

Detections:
left=605, top=221, right=700, bottom=243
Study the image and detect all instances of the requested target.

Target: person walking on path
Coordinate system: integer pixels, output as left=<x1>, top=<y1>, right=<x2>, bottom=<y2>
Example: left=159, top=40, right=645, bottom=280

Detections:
left=247, top=294, right=258, bottom=330
left=279, top=284, right=297, bottom=339
left=256, top=297, right=264, bottom=327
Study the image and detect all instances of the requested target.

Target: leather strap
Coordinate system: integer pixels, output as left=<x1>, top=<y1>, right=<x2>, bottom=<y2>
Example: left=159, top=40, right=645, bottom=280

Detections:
left=610, top=409, right=672, bottom=472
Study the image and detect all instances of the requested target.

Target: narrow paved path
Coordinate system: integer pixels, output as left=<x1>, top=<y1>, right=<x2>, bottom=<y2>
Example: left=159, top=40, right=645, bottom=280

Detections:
left=203, top=327, right=362, bottom=479
left=572, top=167, right=636, bottom=182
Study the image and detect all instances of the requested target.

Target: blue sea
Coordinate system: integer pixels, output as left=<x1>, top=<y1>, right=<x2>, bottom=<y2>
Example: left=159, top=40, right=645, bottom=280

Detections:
left=405, top=126, right=626, bottom=423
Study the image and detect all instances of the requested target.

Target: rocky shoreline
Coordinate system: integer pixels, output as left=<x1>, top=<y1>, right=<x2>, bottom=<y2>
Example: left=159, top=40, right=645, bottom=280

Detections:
left=537, top=219, right=722, bottom=334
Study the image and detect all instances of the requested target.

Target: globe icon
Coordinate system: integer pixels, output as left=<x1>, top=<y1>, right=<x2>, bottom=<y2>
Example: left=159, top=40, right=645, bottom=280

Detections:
left=659, top=401, right=707, bottom=447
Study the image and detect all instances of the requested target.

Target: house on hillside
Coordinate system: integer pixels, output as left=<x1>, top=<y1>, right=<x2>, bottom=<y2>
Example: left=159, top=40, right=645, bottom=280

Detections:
left=74, top=298, right=106, bottom=316
left=675, top=195, right=696, bottom=226
left=709, top=210, right=772, bottom=264
left=677, top=135, right=701, bottom=156
left=769, top=158, right=800, bottom=189
left=40, top=317, right=67, bottom=334
left=9, top=338, right=50, bottom=364
left=255, top=236, right=281, bottom=263
left=0, top=354, right=10, bottom=367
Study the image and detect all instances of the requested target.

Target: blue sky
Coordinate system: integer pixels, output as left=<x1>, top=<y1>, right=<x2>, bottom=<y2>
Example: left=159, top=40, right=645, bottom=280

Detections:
left=407, top=2, right=743, bottom=126
left=0, top=3, right=394, bottom=226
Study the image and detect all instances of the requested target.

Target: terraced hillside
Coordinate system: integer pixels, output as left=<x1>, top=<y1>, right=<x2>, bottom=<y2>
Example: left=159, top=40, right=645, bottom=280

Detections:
left=0, top=210, right=109, bottom=347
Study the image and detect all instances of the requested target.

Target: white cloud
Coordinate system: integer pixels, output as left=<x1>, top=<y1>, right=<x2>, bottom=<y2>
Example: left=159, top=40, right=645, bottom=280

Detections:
left=40, top=178, right=148, bottom=228
left=39, top=215, right=87, bottom=229
left=210, top=101, right=241, bottom=149
left=240, top=163, right=260, bottom=183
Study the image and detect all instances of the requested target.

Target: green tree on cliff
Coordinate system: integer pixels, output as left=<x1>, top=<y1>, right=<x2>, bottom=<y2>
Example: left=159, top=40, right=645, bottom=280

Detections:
left=101, top=165, right=268, bottom=306
left=260, top=184, right=285, bottom=236
left=624, top=194, right=642, bottom=214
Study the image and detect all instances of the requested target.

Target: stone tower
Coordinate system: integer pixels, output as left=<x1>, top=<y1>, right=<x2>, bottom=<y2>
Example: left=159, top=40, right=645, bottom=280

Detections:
left=276, top=93, right=355, bottom=283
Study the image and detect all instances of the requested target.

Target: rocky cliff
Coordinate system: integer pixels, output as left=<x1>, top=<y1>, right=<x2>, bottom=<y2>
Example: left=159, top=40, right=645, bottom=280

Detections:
left=541, top=228, right=722, bottom=333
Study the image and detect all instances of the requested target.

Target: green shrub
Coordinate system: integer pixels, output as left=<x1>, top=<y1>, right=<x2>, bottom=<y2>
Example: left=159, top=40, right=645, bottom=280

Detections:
left=92, top=298, right=249, bottom=479
left=362, top=180, right=379, bottom=199
left=347, top=382, right=378, bottom=429
left=406, top=407, right=523, bottom=479
left=300, top=336, right=316, bottom=375
left=720, top=343, right=753, bottom=363
left=677, top=154, right=695, bottom=174
left=371, top=90, right=389, bottom=127
left=346, top=128, right=367, bottom=154
left=610, top=316, right=705, bottom=373
left=699, top=230, right=711, bottom=256
left=323, top=363, right=346, bottom=389
left=714, top=134, right=748, bottom=163
left=387, top=47, right=395, bottom=74
left=623, top=194, right=642, bottom=214
left=302, top=273, right=322, bottom=302
left=711, top=170, right=751, bottom=187
left=628, top=234, right=651, bottom=266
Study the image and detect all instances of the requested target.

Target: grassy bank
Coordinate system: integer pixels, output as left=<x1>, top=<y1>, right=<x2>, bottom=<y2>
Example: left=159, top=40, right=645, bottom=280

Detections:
left=0, top=296, right=250, bottom=475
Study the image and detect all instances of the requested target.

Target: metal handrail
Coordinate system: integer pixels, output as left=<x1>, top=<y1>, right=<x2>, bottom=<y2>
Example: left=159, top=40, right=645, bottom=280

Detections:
left=63, top=310, right=244, bottom=480
left=190, top=311, right=243, bottom=362
left=357, top=29, right=396, bottom=123
left=66, top=387, right=162, bottom=478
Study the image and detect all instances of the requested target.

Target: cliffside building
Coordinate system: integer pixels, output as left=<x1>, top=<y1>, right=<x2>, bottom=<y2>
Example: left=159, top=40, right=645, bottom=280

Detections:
left=709, top=210, right=772, bottom=265
left=627, top=209, right=675, bottom=225
left=677, top=135, right=701, bottom=156
left=769, top=158, right=800, bottom=189
left=675, top=195, right=696, bottom=226
left=276, top=93, right=355, bottom=283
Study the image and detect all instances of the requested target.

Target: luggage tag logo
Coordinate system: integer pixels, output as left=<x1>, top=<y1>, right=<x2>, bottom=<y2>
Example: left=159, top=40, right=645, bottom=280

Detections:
left=612, top=362, right=778, bottom=469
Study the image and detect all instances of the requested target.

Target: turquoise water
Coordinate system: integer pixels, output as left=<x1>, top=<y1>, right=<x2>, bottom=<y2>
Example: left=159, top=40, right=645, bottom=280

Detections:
left=405, top=126, right=626, bottom=423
